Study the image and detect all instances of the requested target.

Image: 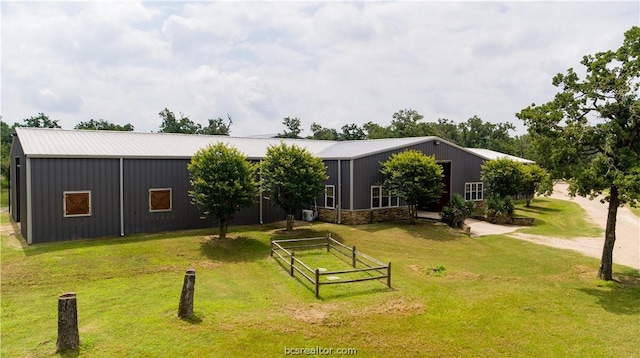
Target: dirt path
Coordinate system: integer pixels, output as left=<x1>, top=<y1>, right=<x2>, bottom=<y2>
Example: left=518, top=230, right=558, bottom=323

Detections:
left=509, top=182, right=639, bottom=271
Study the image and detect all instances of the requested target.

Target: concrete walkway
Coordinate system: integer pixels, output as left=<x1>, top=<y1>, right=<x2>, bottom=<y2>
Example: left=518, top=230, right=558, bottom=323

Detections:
left=417, top=211, right=524, bottom=237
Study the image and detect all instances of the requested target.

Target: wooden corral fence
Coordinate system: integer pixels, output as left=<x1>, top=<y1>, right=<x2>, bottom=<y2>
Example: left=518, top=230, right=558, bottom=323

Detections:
left=270, top=235, right=391, bottom=298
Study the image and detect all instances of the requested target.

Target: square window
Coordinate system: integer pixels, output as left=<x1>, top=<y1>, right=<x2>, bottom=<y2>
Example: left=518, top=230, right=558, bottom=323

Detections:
left=149, top=189, right=172, bottom=212
left=64, top=191, right=91, bottom=217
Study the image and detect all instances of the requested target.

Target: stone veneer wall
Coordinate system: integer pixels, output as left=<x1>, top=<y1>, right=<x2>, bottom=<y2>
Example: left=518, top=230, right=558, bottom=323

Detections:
left=316, top=207, right=411, bottom=225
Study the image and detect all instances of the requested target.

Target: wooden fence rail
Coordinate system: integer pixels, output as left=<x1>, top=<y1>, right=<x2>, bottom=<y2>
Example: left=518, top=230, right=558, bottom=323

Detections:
left=270, top=235, right=391, bottom=298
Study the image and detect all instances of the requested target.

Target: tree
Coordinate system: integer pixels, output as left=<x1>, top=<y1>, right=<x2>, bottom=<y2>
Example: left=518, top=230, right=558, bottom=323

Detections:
left=277, top=117, right=302, bottom=138
left=517, top=26, right=640, bottom=280
left=0, top=118, right=12, bottom=186
left=187, top=143, right=259, bottom=239
left=18, top=113, right=60, bottom=128
left=521, top=164, right=553, bottom=207
left=309, top=122, right=339, bottom=140
left=480, top=158, right=526, bottom=198
left=200, top=114, right=232, bottom=135
left=390, top=108, right=427, bottom=137
left=260, top=143, right=328, bottom=231
left=363, top=121, right=393, bottom=139
left=158, top=108, right=201, bottom=134
left=339, top=123, right=366, bottom=140
left=75, top=119, right=134, bottom=131
left=380, top=150, right=443, bottom=224
left=458, top=115, right=517, bottom=155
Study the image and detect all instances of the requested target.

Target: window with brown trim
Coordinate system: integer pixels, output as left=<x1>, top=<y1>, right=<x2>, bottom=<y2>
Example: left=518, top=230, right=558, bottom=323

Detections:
left=64, top=191, right=92, bottom=217
left=149, top=188, right=172, bottom=212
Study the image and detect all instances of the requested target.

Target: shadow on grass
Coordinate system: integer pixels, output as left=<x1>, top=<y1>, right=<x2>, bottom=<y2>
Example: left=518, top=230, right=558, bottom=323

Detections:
left=356, top=219, right=460, bottom=241
left=199, top=236, right=270, bottom=263
left=516, top=203, right=562, bottom=215
left=180, top=314, right=203, bottom=324
left=22, top=228, right=216, bottom=256
left=578, top=269, right=640, bottom=315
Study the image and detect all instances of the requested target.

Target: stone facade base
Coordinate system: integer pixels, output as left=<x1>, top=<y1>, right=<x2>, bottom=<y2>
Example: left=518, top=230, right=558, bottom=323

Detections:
left=316, top=207, right=411, bottom=225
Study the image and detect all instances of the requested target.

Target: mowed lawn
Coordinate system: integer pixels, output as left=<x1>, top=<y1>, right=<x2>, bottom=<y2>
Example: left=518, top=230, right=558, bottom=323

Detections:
left=1, top=204, right=639, bottom=357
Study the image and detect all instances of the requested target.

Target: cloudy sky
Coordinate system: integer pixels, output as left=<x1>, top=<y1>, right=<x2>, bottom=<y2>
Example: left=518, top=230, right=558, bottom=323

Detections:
left=2, top=1, right=638, bottom=137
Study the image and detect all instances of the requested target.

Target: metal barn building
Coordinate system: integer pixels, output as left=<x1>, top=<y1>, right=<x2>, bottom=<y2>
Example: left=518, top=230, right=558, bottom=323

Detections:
left=9, top=127, right=532, bottom=244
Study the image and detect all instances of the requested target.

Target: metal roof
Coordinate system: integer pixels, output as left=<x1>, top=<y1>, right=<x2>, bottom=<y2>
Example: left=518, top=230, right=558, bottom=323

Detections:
left=464, top=148, right=535, bottom=164
left=14, top=127, right=533, bottom=163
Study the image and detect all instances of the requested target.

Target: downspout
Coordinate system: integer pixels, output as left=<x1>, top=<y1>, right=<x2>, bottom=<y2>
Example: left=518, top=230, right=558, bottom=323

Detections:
left=119, top=158, right=124, bottom=236
left=349, top=159, right=354, bottom=216
left=25, top=156, right=32, bottom=244
left=259, top=161, right=263, bottom=224
left=337, top=159, right=341, bottom=224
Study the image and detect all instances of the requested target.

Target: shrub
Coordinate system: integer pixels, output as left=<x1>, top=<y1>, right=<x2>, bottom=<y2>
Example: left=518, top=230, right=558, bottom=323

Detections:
left=441, top=194, right=475, bottom=228
left=485, top=195, right=515, bottom=224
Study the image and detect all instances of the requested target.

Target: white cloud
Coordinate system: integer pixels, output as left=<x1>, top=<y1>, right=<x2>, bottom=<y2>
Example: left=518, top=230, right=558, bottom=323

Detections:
left=1, top=1, right=638, bottom=136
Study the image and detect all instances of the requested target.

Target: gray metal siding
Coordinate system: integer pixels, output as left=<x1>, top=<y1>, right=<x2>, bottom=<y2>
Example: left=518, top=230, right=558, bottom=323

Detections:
left=350, top=141, right=486, bottom=210
left=30, top=158, right=121, bottom=243
left=123, top=159, right=211, bottom=234
left=9, top=139, right=27, bottom=239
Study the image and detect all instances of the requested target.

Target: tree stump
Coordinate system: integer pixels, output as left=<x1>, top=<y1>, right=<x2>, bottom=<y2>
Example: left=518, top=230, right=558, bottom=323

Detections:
left=178, top=269, right=196, bottom=319
left=56, top=292, right=79, bottom=352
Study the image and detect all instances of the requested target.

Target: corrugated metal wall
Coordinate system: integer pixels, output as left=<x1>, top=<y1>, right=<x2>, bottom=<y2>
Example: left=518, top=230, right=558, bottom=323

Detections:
left=350, top=141, right=486, bottom=210
left=122, top=159, right=211, bottom=235
left=9, top=139, right=27, bottom=239
left=30, top=158, right=121, bottom=243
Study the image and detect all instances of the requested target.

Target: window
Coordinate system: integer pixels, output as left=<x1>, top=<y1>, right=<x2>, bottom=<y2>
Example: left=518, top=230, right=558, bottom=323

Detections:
left=325, top=185, right=335, bottom=208
left=371, top=186, right=399, bottom=208
left=464, top=182, right=484, bottom=201
left=64, top=191, right=91, bottom=217
left=149, top=188, right=172, bottom=212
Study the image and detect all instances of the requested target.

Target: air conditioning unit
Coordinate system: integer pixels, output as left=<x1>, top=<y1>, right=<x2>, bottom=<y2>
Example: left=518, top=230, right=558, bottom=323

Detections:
left=302, top=210, right=314, bottom=222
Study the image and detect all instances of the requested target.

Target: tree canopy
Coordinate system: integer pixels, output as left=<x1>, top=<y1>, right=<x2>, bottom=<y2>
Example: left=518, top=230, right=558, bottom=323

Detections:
left=380, top=150, right=443, bottom=224
left=75, top=119, right=134, bottom=131
left=158, top=108, right=201, bottom=134
left=187, top=143, right=258, bottom=239
left=517, top=26, right=640, bottom=280
left=260, top=143, right=328, bottom=231
left=276, top=117, right=303, bottom=139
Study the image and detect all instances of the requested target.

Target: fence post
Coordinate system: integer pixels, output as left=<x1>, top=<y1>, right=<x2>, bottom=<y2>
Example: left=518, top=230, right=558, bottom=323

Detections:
left=326, top=236, right=330, bottom=252
left=387, top=262, right=392, bottom=288
left=290, top=252, right=295, bottom=277
left=315, top=269, right=320, bottom=299
left=178, top=269, right=196, bottom=319
left=269, top=237, right=273, bottom=257
left=352, top=246, right=357, bottom=268
left=56, top=292, right=79, bottom=353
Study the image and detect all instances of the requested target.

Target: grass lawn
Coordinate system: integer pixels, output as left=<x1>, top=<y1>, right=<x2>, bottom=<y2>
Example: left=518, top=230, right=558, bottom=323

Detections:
left=0, top=188, right=8, bottom=208
left=514, top=197, right=603, bottom=237
left=1, top=213, right=639, bottom=357
left=629, top=206, right=640, bottom=218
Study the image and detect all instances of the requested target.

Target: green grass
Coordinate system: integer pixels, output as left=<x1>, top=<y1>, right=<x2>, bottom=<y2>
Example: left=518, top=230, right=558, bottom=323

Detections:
left=1, top=214, right=639, bottom=357
left=0, top=188, right=8, bottom=208
left=629, top=206, right=640, bottom=218
left=514, top=197, right=603, bottom=237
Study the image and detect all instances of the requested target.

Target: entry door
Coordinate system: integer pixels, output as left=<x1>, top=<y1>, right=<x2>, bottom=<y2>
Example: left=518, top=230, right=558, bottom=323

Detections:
left=425, top=162, right=451, bottom=211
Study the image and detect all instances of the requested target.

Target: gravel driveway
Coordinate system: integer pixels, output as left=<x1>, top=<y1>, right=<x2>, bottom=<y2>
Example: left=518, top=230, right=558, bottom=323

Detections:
left=509, top=182, right=639, bottom=271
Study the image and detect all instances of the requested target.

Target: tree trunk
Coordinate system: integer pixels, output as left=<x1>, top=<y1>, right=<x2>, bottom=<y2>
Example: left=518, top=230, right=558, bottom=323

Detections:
left=598, top=186, right=619, bottom=281
left=286, top=214, right=294, bottom=231
left=178, top=269, right=196, bottom=319
left=56, top=292, right=79, bottom=353
left=218, top=220, right=227, bottom=240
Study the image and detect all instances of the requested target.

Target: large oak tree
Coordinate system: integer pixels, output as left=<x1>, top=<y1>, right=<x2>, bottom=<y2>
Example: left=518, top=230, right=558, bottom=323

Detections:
left=517, top=27, right=640, bottom=280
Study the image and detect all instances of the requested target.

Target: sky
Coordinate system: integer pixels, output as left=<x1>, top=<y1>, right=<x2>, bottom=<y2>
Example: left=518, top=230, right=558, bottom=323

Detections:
left=1, top=1, right=639, bottom=137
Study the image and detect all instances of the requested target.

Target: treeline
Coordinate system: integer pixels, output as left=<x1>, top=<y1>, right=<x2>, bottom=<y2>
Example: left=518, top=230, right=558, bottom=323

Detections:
left=0, top=108, right=535, bottom=186
left=278, top=109, right=533, bottom=159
